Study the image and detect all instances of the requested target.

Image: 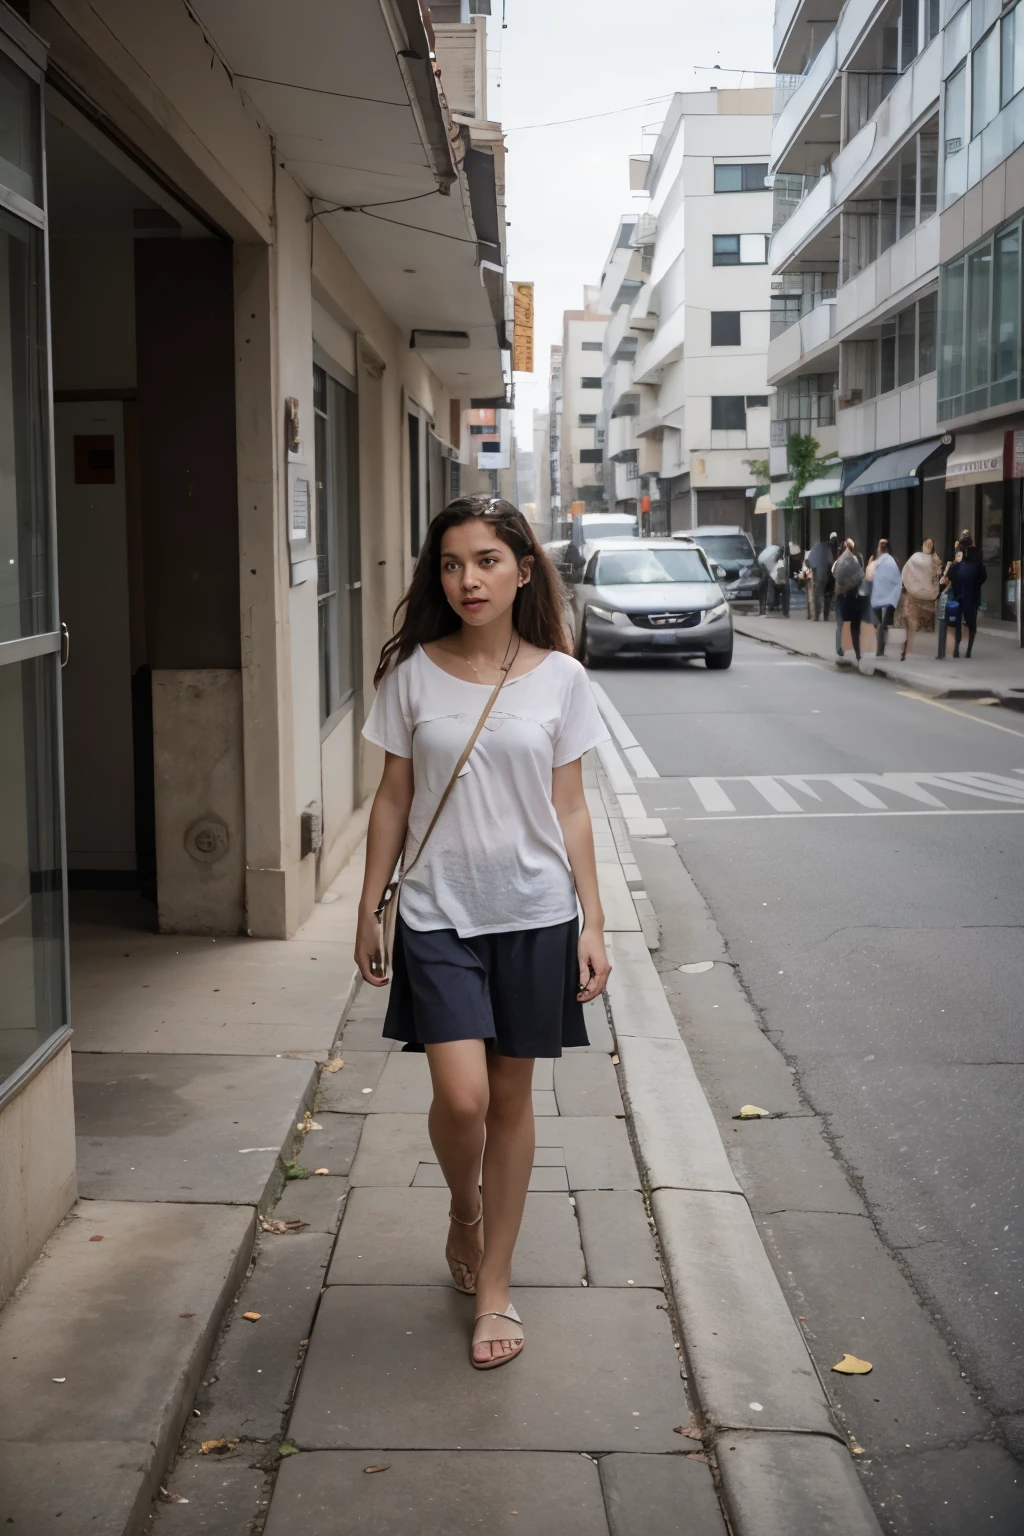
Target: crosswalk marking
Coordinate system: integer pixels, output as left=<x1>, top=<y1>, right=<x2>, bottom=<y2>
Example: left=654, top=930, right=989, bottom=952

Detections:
left=670, top=770, right=1024, bottom=819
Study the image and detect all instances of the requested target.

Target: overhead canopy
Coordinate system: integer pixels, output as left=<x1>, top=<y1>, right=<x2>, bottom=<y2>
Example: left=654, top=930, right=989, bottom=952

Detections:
left=190, top=0, right=507, bottom=395
left=945, top=429, right=1005, bottom=488
left=845, top=439, right=943, bottom=496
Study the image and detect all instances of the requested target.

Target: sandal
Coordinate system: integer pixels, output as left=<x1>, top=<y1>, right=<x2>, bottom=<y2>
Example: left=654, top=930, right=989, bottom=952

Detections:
left=447, top=1205, right=483, bottom=1296
left=471, top=1305, right=524, bottom=1371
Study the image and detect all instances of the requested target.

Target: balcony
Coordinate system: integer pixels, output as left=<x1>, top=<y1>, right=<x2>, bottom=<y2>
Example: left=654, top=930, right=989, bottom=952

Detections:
left=775, top=0, right=843, bottom=74
left=834, top=215, right=939, bottom=336
left=608, top=414, right=637, bottom=461
left=837, top=374, right=938, bottom=457
left=770, top=171, right=837, bottom=271
left=771, top=31, right=839, bottom=175
left=767, top=300, right=838, bottom=384
left=832, top=37, right=941, bottom=206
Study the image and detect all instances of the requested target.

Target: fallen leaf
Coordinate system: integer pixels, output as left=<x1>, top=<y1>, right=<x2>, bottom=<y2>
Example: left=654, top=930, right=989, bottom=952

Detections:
left=363, top=1463, right=391, bottom=1474
left=832, top=1353, right=873, bottom=1375
left=179, top=1312, right=195, bottom=1319
left=89, top=1235, right=104, bottom=1242
left=278, top=1441, right=300, bottom=1458
left=323, top=1058, right=344, bottom=1073
left=313, top=1168, right=330, bottom=1176
left=683, top=1451, right=709, bottom=1463
left=260, top=1216, right=309, bottom=1234
left=734, top=1104, right=770, bottom=1119
left=673, top=1425, right=703, bottom=1440
left=242, top=1311, right=262, bottom=1322
left=157, top=1487, right=189, bottom=1504
left=611, top=1054, right=620, bottom=1064
left=52, top=1377, right=66, bottom=1384
left=200, top=1438, right=238, bottom=1455
left=850, top=1444, right=865, bottom=1455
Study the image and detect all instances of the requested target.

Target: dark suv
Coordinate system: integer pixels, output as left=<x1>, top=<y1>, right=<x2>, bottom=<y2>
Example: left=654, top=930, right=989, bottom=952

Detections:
left=673, top=525, right=762, bottom=609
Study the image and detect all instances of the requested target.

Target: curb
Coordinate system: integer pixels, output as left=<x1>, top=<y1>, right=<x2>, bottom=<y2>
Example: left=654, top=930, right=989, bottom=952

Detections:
left=732, top=616, right=1023, bottom=709
left=596, top=774, right=883, bottom=1535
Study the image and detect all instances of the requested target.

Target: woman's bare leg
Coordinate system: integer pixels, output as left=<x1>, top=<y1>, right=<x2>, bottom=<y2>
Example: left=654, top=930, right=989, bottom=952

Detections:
left=424, top=1041, right=489, bottom=1285
left=473, top=1054, right=536, bottom=1363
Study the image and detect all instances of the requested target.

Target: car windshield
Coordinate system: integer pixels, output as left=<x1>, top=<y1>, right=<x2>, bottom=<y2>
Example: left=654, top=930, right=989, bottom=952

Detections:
left=694, top=536, right=755, bottom=564
left=597, top=549, right=713, bottom=585
left=583, top=521, right=637, bottom=539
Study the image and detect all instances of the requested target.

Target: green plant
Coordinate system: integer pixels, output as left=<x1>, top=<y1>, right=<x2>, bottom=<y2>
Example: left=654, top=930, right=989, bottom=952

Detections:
left=743, top=457, right=770, bottom=496
left=784, top=433, right=831, bottom=508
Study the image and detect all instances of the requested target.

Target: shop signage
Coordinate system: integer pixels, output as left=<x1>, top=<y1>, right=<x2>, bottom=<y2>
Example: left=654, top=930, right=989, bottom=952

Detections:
left=512, top=281, right=534, bottom=373
left=1011, top=430, right=1024, bottom=480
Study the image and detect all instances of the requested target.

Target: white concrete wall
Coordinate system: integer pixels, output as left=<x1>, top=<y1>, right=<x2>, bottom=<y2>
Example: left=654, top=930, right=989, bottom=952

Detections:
left=0, top=1045, right=76, bottom=1308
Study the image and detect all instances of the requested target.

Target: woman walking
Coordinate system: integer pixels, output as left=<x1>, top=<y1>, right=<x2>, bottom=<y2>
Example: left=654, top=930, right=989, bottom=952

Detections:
left=944, top=534, right=988, bottom=657
left=900, top=537, right=942, bottom=660
left=355, top=495, right=610, bottom=1371
left=866, top=538, right=902, bottom=656
left=832, top=537, right=866, bottom=661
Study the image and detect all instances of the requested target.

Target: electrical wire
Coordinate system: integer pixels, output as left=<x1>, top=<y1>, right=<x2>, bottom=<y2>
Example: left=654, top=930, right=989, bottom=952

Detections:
left=353, top=207, right=484, bottom=246
left=505, top=95, right=674, bottom=132
left=308, top=188, right=442, bottom=223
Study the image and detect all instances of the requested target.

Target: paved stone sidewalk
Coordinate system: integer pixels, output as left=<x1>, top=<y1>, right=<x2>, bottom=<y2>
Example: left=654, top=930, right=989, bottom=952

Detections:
left=733, top=611, right=1023, bottom=706
left=256, top=982, right=726, bottom=1535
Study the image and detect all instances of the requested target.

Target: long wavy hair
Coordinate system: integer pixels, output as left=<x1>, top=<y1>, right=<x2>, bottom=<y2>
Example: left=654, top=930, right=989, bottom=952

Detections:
left=374, top=495, right=570, bottom=684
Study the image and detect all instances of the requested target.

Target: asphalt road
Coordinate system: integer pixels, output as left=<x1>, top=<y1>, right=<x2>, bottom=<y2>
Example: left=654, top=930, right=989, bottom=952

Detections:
left=592, top=635, right=1024, bottom=1461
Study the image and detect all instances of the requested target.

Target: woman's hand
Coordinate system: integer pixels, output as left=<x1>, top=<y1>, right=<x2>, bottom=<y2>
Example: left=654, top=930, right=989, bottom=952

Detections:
left=355, top=904, right=389, bottom=988
left=577, top=924, right=611, bottom=1002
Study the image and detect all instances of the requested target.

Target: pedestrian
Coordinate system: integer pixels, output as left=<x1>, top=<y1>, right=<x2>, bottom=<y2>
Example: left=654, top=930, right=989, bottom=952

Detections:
left=943, top=534, right=987, bottom=657
left=805, top=532, right=836, bottom=620
left=900, top=537, right=942, bottom=660
left=832, top=537, right=865, bottom=661
left=354, top=494, right=611, bottom=1372
left=866, top=538, right=902, bottom=656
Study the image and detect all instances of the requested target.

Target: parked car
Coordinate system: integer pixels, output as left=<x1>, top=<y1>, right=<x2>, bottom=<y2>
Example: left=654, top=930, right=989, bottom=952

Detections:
left=672, top=525, right=762, bottom=608
left=569, top=538, right=733, bottom=669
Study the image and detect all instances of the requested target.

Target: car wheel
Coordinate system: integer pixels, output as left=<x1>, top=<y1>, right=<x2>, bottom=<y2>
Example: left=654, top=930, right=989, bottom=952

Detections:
left=705, top=646, right=733, bottom=671
left=576, top=618, right=591, bottom=667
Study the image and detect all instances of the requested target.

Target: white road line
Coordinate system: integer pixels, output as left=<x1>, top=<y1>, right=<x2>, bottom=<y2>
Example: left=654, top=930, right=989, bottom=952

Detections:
left=589, top=681, right=639, bottom=748
left=748, top=776, right=804, bottom=813
left=828, top=775, right=888, bottom=809
left=865, top=774, right=946, bottom=807
left=781, top=776, right=824, bottom=801
left=685, top=808, right=1024, bottom=822
left=691, top=778, right=737, bottom=814
left=898, top=690, right=1024, bottom=738
left=927, top=773, right=1024, bottom=804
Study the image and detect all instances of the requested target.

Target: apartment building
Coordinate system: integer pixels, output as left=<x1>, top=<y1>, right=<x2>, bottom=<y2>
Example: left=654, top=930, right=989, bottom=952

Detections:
left=593, top=91, right=774, bottom=535
left=559, top=288, right=612, bottom=517
left=548, top=344, right=564, bottom=534
left=0, top=0, right=510, bottom=1303
left=768, top=0, right=1017, bottom=605
left=531, top=408, right=552, bottom=529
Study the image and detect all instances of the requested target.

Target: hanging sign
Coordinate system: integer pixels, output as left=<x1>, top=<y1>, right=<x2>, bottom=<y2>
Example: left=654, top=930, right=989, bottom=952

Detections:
left=512, top=281, right=534, bottom=373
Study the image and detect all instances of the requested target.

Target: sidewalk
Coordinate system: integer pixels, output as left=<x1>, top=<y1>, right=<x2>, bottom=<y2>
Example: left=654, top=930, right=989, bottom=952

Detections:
left=733, top=612, right=1024, bottom=708
left=0, top=759, right=883, bottom=1536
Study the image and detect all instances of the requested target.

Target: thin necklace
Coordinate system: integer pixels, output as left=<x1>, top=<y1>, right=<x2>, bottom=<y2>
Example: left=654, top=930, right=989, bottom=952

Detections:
left=464, top=631, right=519, bottom=683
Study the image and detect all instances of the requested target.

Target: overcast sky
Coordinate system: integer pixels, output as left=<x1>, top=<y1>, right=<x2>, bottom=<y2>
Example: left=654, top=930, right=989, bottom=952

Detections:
left=495, top=0, right=774, bottom=447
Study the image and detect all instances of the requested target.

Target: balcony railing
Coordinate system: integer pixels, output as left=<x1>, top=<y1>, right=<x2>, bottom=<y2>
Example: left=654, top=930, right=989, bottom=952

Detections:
left=844, top=71, right=898, bottom=144
left=770, top=401, right=836, bottom=447
left=771, top=31, right=838, bottom=171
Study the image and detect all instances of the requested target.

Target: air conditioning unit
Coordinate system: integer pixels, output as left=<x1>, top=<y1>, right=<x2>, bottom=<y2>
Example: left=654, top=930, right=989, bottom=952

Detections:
left=468, top=0, right=491, bottom=12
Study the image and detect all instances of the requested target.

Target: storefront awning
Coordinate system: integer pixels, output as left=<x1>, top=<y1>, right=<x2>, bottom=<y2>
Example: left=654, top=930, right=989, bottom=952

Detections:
left=801, top=463, right=842, bottom=499
left=944, top=429, right=1005, bottom=488
left=845, top=439, right=943, bottom=496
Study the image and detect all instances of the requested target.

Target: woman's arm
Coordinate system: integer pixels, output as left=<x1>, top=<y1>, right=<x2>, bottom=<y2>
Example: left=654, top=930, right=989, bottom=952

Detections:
left=552, top=757, right=611, bottom=1002
left=354, top=752, right=414, bottom=986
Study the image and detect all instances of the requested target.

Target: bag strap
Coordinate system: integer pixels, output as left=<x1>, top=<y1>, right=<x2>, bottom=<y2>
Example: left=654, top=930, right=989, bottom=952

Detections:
left=401, top=638, right=520, bottom=884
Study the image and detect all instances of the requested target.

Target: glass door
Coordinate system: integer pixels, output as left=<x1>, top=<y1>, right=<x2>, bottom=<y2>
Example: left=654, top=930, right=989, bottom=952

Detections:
left=0, top=26, right=70, bottom=1104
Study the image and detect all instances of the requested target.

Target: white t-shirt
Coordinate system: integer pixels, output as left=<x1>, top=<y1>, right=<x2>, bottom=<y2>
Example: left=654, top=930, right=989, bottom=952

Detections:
left=362, top=646, right=609, bottom=937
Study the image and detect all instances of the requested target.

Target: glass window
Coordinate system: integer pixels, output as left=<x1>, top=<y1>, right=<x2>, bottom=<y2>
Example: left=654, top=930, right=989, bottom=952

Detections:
left=967, top=242, right=993, bottom=389
left=578, top=413, right=597, bottom=425
left=946, top=60, right=968, bottom=154
left=742, top=163, right=770, bottom=190
left=993, top=225, right=1020, bottom=379
left=880, top=320, right=897, bottom=393
left=918, top=291, right=937, bottom=374
left=711, top=396, right=747, bottom=430
left=739, top=234, right=768, bottom=264
left=924, top=0, right=941, bottom=47
left=713, top=234, right=740, bottom=265
left=0, top=653, right=67, bottom=1092
left=940, top=257, right=966, bottom=397
left=580, top=376, right=602, bottom=388
left=1002, top=5, right=1016, bottom=106
left=0, top=211, right=52, bottom=644
left=1015, top=0, right=1024, bottom=98
left=314, top=365, right=361, bottom=725
left=711, top=311, right=742, bottom=345
left=900, top=0, right=919, bottom=67
left=595, top=548, right=714, bottom=584
left=972, top=25, right=1000, bottom=137
left=580, top=340, right=603, bottom=351
left=897, top=304, right=917, bottom=385
left=944, top=3, right=971, bottom=76
left=919, top=131, right=939, bottom=219
left=899, top=138, right=918, bottom=238
left=0, top=51, right=41, bottom=206
left=714, top=164, right=742, bottom=192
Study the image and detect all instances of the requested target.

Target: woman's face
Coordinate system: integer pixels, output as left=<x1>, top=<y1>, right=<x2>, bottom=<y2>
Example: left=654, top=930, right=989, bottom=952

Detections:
left=439, top=520, right=532, bottom=628
left=923, top=539, right=934, bottom=554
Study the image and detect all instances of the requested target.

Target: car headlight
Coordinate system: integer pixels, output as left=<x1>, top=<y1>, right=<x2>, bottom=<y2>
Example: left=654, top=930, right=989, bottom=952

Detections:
left=706, top=602, right=730, bottom=622
left=588, top=605, right=632, bottom=627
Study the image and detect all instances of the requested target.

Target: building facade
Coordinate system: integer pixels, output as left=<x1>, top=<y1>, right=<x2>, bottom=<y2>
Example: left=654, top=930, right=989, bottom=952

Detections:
left=0, top=0, right=510, bottom=1303
left=769, top=0, right=1023, bottom=632
left=559, top=288, right=611, bottom=517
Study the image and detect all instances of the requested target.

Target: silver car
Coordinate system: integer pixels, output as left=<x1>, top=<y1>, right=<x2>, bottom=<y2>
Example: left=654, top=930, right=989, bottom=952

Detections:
left=569, top=538, right=733, bottom=669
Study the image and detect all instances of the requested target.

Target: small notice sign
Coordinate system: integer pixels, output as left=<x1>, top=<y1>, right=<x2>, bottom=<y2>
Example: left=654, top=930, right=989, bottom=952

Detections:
left=291, top=476, right=311, bottom=539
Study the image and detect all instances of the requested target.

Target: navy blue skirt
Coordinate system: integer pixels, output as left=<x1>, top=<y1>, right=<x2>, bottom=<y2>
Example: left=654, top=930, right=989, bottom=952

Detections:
left=383, top=914, right=590, bottom=1058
